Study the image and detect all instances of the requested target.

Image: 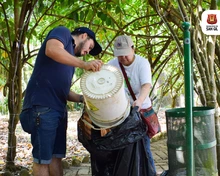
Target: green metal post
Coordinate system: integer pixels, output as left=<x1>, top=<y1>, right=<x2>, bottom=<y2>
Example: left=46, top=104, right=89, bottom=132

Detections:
left=182, top=22, right=195, bottom=176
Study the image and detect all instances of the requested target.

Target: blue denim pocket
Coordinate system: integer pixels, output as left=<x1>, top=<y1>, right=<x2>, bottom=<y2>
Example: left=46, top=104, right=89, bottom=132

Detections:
left=19, top=109, right=34, bottom=134
left=33, top=106, right=56, bottom=130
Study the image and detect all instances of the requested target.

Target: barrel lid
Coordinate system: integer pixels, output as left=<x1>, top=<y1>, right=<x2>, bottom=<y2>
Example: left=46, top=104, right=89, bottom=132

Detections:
left=80, top=64, right=123, bottom=99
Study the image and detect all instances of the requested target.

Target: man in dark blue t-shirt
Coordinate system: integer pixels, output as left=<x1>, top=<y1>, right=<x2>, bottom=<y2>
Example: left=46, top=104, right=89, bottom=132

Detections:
left=19, top=26, right=103, bottom=176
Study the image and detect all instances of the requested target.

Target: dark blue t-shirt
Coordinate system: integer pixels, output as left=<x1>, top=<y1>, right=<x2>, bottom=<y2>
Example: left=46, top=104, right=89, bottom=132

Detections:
left=23, top=26, right=75, bottom=112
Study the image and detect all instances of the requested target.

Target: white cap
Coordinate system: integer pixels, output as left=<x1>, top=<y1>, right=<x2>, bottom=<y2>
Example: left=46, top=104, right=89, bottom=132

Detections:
left=113, top=35, right=134, bottom=57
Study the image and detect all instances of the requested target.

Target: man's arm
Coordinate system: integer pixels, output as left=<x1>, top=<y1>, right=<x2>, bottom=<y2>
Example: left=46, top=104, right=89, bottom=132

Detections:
left=67, top=90, right=84, bottom=103
left=133, top=83, right=151, bottom=111
left=45, top=39, right=102, bottom=71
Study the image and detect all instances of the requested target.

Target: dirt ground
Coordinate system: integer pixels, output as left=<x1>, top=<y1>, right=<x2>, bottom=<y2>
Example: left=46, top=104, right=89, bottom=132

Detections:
left=0, top=108, right=166, bottom=173
left=0, top=110, right=89, bottom=173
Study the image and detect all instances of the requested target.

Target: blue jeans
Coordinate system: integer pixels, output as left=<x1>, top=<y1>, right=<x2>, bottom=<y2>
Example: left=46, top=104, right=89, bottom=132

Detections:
left=19, top=105, right=67, bottom=164
left=145, top=135, right=156, bottom=175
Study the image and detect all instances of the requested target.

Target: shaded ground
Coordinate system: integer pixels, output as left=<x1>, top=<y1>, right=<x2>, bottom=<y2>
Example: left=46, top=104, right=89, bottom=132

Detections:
left=0, top=110, right=89, bottom=174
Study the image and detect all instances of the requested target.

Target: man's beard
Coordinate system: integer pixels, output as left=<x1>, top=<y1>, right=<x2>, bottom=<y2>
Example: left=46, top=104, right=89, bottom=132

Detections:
left=74, top=40, right=86, bottom=57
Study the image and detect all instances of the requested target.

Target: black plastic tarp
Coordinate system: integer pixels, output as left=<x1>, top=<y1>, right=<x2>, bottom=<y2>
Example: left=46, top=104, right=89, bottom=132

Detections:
left=78, top=106, right=155, bottom=176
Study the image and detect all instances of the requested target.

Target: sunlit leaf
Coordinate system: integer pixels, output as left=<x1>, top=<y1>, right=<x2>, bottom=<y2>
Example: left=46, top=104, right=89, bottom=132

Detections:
left=1, top=52, right=8, bottom=58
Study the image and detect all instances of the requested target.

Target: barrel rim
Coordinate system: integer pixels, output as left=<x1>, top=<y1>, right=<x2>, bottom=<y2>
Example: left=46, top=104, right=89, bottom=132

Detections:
left=165, top=106, right=215, bottom=117
left=80, top=64, right=124, bottom=99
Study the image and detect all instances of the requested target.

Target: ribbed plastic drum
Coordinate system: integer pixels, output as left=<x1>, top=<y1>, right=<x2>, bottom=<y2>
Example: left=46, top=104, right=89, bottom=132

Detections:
left=80, top=64, right=130, bottom=128
left=165, top=107, right=218, bottom=176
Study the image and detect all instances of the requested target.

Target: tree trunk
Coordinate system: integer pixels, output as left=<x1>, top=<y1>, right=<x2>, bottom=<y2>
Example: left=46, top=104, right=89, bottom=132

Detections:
left=148, top=0, right=220, bottom=174
left=5, top=45, right=22, bottom=171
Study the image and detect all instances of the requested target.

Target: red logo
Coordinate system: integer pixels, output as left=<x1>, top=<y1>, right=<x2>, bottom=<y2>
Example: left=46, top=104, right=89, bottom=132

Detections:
left=207, top=14, right=217, bottom=24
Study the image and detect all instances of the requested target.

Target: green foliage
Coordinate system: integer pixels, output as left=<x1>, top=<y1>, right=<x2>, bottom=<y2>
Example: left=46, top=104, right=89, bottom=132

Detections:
left=0, top=0, right=217, bottom=111
left=75, top=67, right=84, bottom=78
left=0, top=0, right=220, bottom=173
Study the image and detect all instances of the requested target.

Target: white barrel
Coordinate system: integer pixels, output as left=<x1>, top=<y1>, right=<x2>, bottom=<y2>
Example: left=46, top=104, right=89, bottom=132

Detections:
left=80, top=64, right=130, bottom=128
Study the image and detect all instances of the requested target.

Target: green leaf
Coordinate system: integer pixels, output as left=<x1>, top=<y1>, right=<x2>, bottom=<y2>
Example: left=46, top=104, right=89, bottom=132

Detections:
left=73, top=12, right=79, bottom=22
left=97, top=12, right=107, bottom=21
left=80, top=11, right=85, bottom=20
left=38, top=0, right=45, bottom=13
left=97, top=12, right=103, bottom=19
left=106, top=3, right=111, bottom=10
left=106, top=17, right=112, bottom=26
left=115, top=6, right=121, bottom=14
left=86, top=9, right=93, bottom=21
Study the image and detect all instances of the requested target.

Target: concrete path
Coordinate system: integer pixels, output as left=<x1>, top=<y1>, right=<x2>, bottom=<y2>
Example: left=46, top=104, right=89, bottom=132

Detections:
left=63, top=138, right=168, bottom=176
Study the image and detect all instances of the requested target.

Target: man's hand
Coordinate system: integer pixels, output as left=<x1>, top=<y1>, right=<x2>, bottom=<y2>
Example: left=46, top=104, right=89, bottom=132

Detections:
left=133, top=99, right=143, bottom=112
left=83, top=60, right=103, bottom=71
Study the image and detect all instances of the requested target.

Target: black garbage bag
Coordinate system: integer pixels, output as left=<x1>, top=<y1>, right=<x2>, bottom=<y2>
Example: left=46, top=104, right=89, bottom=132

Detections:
left=77, top=106, right=155, bottom=176
left=92, top=106, right=147, bottom=150
left=78, top=106, right=146, bottom=151
left=113, top=138, right=154, bottom=176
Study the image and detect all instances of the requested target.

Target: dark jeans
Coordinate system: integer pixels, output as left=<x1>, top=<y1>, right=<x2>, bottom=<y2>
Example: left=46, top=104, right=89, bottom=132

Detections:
left=19, top=105, right=67, bottom=164
left=145, top=135, right=156, bottom=175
